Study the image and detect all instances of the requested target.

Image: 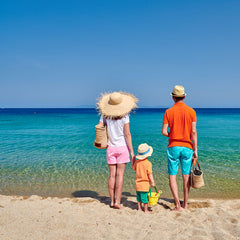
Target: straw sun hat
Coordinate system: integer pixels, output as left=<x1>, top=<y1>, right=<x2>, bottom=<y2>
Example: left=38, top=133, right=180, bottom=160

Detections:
left=171, top=85, right=186, bottom=97
left=97, top=91, right=138, bottom=118
left=136, top=143, right=153, bottom=160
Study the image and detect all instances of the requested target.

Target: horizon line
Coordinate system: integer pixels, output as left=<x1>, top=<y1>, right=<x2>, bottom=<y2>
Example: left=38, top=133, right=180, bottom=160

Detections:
left=1, top=107, right=240, bottom=109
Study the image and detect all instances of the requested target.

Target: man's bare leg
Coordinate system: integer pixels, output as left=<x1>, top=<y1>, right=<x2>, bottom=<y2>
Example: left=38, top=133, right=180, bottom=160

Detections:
left=182, top=174, right=190, bottom=209
left=169, top=175, right=182, bottom=211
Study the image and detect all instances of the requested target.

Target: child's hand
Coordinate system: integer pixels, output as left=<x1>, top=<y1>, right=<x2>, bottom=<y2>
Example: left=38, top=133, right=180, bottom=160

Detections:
left=151, top=182, right=155, bottom=187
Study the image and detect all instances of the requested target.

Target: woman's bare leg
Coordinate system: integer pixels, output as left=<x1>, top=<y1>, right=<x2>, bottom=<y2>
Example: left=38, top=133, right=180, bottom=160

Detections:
left=114, top=163, right=126, bottom=209
left=108, top=164, right=117, bottom=207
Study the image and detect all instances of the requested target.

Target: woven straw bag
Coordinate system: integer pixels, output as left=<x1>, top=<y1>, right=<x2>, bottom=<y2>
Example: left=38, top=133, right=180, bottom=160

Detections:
left=190, top=158, right=205, bottom=189
left=93, top=124, right=108, bottom=149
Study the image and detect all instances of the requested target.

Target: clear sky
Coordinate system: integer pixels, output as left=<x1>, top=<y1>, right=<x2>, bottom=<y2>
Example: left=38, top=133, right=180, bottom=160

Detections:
left=1, top=0, right=240, bottom=108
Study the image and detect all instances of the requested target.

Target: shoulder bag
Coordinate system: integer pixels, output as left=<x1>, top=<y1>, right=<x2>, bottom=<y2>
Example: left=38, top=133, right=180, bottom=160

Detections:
left=93, top=118, right=108, bottom=149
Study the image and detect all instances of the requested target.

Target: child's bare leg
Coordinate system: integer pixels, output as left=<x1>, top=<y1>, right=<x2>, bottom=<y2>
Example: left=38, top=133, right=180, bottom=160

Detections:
left=144, top=203, right=150, bottom=213
left=137, top=202, right=143, bottom=211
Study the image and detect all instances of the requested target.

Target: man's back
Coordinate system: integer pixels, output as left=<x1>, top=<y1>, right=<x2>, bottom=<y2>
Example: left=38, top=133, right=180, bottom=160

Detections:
left=163, top=102, right=196, bottom=149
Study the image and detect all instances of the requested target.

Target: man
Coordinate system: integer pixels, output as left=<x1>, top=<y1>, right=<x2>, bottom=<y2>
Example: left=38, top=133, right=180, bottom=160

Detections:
left=162, top=85, right=197, bottom=211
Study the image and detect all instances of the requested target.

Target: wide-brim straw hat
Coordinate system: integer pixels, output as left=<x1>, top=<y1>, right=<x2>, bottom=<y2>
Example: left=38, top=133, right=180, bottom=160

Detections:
left=97, top=91, right=138, bottom=118
left=170, top=85, right=186, bottom=97
left=136, top=143, right=153, bottom=160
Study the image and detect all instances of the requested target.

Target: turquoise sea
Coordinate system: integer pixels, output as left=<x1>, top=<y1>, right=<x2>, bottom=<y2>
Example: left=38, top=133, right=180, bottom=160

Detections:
left=0, top=108, right=240, bottom=199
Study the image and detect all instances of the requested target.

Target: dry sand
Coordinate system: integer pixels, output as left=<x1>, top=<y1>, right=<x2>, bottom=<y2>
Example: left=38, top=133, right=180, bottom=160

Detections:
left=0, top=194, right=240, bottom=240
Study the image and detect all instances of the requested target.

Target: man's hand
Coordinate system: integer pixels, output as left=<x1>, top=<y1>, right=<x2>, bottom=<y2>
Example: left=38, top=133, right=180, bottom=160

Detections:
left=193, top=150, right=198, bottom=158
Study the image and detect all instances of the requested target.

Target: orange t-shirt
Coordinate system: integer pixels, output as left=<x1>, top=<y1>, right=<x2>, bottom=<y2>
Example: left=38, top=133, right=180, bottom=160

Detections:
left=163, top=102, right=197, bottom=149
left=133, top=159, right=152, bottom=192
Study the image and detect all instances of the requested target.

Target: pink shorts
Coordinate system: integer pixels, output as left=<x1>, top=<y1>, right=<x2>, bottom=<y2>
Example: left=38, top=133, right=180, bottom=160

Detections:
left=106, top=145, right=130, bottom=164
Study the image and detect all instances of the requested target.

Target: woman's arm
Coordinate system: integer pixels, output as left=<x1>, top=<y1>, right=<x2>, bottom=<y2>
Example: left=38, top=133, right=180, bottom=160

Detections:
left=124, top=123, right=135, bottom=161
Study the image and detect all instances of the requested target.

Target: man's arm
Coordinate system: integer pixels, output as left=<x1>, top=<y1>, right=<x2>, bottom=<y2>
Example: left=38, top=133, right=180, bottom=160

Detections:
left=162, top=123, right=170, bottom=137
left=191, top=122, right=198, bottom=158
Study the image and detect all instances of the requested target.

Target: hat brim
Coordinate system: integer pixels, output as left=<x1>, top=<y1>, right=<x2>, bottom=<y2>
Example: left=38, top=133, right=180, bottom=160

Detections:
left=136, top=146, right=153, bottom=160
left=170, top=92, right=186, bottom=97
left=97, top=92, right=138, bottom=118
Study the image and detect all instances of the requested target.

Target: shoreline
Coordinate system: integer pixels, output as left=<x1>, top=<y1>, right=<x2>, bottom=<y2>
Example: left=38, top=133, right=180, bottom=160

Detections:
left=0, top=194, right=239, bottom=240
left=1, top=192, right=240, bottom=200
left=1, top=187, right=240, bottom=200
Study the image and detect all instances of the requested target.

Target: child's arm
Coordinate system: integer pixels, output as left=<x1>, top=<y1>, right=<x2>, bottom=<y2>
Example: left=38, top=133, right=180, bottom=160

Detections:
left=148, top=174, right=155, bottom=187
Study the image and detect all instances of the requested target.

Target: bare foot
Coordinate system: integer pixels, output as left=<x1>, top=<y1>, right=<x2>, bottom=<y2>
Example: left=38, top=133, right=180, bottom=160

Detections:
left=181, top=202, right=188, bottom=209
left=110, top=202, right=115, bottom=208
left=114, top=203, right=121, bottom=209
left=171, top=207, right=182, bottom=212
left=138, top=208, right=143, bottom=212
left=144, top=210, right=151, bottom=214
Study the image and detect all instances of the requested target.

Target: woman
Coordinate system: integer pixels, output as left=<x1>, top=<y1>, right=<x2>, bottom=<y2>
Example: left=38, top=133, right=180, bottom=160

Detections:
left=97, top=91, right=138, bottom=209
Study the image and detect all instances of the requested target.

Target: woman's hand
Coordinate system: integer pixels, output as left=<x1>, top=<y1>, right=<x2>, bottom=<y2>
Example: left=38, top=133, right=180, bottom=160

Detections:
left=131, top=154, right=135, bottom=165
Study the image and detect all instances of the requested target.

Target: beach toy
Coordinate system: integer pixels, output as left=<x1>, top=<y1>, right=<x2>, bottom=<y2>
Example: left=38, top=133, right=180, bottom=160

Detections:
left=148, top=186, right=162, bottom=206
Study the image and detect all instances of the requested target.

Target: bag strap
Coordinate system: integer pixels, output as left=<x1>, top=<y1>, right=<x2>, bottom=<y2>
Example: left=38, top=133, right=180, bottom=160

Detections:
left=192, top=158, right=201, bottom=170
left=102, top=117, right=107, bottom=127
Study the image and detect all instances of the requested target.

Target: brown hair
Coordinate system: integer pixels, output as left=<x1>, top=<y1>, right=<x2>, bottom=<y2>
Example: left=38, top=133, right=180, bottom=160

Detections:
left=105, top=115, right=125, bottom=120
left=173, top=96, right=185, bottom=102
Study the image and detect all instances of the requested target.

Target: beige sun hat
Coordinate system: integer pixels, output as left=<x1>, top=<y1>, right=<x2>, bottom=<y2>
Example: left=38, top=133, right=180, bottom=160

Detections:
left=97, top=91, right=138, bottom=118
left=136, top=143, right=153, bottom=160
left=170, top=85, right=186, bottom=97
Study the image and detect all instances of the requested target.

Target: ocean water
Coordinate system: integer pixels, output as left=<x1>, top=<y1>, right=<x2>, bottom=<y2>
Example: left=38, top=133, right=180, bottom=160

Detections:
left=0, top=108, right=240, bottom=199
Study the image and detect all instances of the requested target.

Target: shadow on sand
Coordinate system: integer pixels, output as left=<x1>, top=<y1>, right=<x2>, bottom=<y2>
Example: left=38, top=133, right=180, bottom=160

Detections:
left=158, top=198, right=211, bottom=210
left=72, top=190, right=137, bottom=210
left=158, top=197, right=175, bottom=210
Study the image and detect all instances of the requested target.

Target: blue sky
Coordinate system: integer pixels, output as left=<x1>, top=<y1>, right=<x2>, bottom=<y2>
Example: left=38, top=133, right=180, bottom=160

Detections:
left=1, top=0, right=240, bottom=108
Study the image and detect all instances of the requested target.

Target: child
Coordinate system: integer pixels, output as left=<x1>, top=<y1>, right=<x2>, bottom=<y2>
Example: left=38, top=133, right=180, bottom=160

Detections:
left=132, top=143, right=155, bottom=213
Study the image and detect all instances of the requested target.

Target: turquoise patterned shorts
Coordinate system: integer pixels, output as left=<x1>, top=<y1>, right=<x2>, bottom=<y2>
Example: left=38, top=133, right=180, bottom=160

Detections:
left=167, top=147, right=193, bottom=175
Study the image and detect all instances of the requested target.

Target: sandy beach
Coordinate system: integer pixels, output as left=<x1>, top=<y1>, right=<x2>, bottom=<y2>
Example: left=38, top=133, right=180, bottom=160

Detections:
left=0, top=194, right=239, bottom=240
